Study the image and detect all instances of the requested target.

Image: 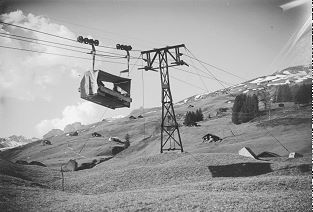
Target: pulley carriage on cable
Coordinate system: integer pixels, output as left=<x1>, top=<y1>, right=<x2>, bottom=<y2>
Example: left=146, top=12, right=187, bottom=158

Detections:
left=77, top=36, right=132, bottom=109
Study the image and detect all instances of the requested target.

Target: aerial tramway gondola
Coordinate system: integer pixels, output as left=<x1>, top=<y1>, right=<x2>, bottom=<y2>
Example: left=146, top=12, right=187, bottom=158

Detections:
left=80, top=69, right=132, bottom=109
left=77, top=36, right=132, bottom=109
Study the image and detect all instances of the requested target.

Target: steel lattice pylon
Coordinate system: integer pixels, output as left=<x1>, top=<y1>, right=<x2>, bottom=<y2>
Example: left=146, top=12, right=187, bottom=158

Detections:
left=140, top=44, right=187, bottom=153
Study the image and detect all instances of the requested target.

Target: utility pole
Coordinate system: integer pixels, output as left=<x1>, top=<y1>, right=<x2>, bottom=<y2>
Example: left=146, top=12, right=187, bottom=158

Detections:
left=140, top=44, right=188, bottom=153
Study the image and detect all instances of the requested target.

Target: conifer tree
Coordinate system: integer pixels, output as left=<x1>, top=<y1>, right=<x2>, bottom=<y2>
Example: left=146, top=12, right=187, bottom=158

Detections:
left=184, top=108, right=204, bottom=126
left=294, top=84, right=312, bottom=104
left=232, top=94, right=244, bottom=124
left=232, top=94, right=259, bottom=124
left=275, top=84, right=292, bottom=102
left=196, top=108, right=204, bottom=121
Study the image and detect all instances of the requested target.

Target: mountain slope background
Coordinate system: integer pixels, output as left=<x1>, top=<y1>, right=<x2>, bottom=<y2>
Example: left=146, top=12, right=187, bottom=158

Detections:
left=0, top=65, right=311, bottom=211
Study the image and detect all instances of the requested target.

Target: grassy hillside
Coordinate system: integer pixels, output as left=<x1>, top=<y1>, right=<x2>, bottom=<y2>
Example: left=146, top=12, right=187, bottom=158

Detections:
left=0, top=91, right=311, bottom=211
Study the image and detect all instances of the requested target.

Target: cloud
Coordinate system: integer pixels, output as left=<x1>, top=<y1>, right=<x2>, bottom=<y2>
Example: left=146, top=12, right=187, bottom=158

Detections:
left=35, top=102, right=104, bottom=137
left=0, top=10, right=90, bottom=101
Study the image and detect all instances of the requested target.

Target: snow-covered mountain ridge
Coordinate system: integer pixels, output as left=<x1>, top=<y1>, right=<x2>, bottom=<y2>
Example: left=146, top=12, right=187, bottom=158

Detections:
left=0, top=135, right=38, bottom=150
left=177, top=65, right=312, bottom=104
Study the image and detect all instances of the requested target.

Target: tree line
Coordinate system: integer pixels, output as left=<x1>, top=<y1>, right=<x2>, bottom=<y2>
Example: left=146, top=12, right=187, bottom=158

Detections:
left=231, top=83, right=311, bottom=125
left=274, top=83, right=311, bottom=104
left=184, top=108, right=204, bottom=126
left=182, top=83, right=311, bottom=126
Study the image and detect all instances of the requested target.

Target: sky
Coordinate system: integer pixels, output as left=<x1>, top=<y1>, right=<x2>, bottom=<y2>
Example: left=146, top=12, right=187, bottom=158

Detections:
left=0, top=0, right=311, bottom=138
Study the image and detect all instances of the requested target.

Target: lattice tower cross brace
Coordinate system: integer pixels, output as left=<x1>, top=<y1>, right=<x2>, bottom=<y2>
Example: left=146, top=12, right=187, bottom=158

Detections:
left=141, top=44, right=185, bottom=153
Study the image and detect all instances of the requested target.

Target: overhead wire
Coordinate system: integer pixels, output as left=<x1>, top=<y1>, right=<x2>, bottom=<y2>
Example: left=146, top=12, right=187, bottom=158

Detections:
left=127, top=53, right=143, bottom=77
left=0, top=32, right=131, bottom=57
left=95, top=52, right=140, bottom=60
left=0, top=20, right=143, bottom=54
left=0, top=44, right=142, bottom=66
left=171, top=75, right=208, bottom=92
left=36, top=14, right=150, bottom=51
left=94, top=53, right=127, bottom=59
left=0, top=44, right=94, bottom=60
left=255, top=114, right=291, bottom=154
left=188, top=64, right=235, bottom=87
left=184, top=48, right=231, bottom=90
left=0, top=34, right=88, bottom=54
left=186, top=54, right=211, bottom=93
left=183, top=49, right=247, bottom=81
left=0, top=32, right=90, bottom=50
left=97, top=43, right=143, bottom=52
left=172, top=66, right=235, bottom=87
left=178, top=50, right=237, bottom=87
left=0, top=21, right=76, bottom=42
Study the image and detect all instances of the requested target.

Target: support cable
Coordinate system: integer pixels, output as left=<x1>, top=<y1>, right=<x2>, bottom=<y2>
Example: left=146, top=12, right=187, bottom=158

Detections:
left=126, top=53, right=143, bottom=77
left=0, top=32, right=128, bottom=56
left=187, top=54, right=211, bottom=93
left=0, top=44, right=95, bottom=60
left=0, top=34, right=88, bottom=54
left=256, top=115, right=291, bottom=154
left=172, top=66, right=235, bottom=87
left=0, top=21, right=143, bottom=52
left=171, top=75, right=208, bottom=92
left=0, top=44, right=142, bottom=66
left=0, top=21, right=76, bottom=42
left=188, top=64, right=235, bottom=87
left=183, top=48, right=247, bottom=81
left=185, top=48, right=230, bottom=90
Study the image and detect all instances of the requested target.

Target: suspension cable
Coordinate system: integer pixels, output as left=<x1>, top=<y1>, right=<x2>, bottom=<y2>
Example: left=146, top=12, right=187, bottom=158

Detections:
left=185, top=48, right=231, bottom=90
left=0, top=21, right=143, bottom=53
left=0, top=44, right=142, bottom=66
left=0, top=34, right=88, bottom=54
left=187, top=54, right=211, bottom=93
left=183, top=48, right=247, bottom=81
left=0, top=21, right=76, bottom=42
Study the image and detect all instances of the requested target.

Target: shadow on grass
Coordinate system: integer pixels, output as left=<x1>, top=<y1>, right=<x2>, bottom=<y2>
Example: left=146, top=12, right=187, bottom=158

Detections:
left=76, top=157, right=113, bottom=171
left=208, top=162, right=272, bottom=177
left=127, top=135, right=153, bottom=153
left=298, top=164, right=311, bottom=173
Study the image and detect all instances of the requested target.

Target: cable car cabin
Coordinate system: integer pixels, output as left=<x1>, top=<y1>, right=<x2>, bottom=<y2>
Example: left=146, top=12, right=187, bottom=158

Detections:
left=80, top=70, right=132, bottom=109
